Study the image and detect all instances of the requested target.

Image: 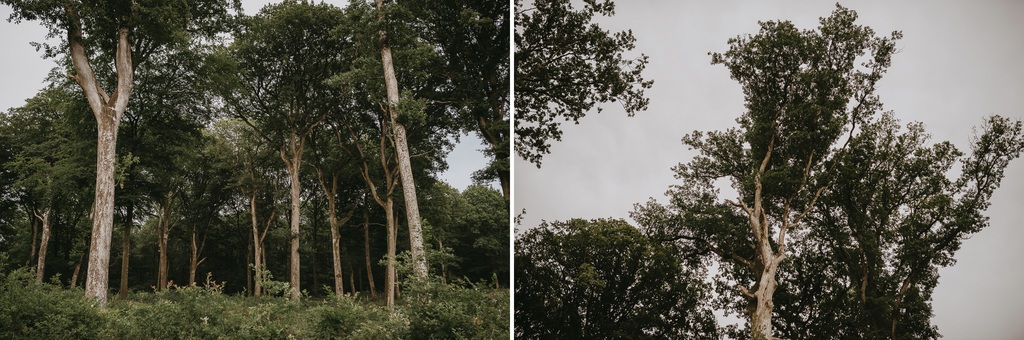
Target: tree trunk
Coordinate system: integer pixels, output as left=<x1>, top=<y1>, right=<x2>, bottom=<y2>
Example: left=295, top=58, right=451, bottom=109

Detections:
left=118, top=203, right=133, bottom=298
left=34, top=208, right=52, bottom=284
left=157, top=193, right=175, bottom=291
left=363, top=207, right=377, bottom=300
left=85, top=117, right=119, bottom=302
left=71, top=13, right=133, bottom=304
left=375, top=0, right=427, bottom=279
left=282, top=132, right=304, bottom=300
left=188, top=225, right=206, bottom=287
left=71, top=257, right=82, bottom=288
left=249, top=191, right=263, bottom=297
left=750, top=254, right=783, bottom=340
left=384, top=197, right=397, bottom=308
left=28, top=208, right=37, bottom=267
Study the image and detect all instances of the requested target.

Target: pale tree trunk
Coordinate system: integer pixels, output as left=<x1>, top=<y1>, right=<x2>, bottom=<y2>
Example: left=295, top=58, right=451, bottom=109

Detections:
left=68, top=9, right=134, bottom=304
left=71, top=254, right=83, bottom=288
left=157, top=193, right=176, bottom=290
left=355, top=128, right=397, bottom=307
left=375, top=0, right=427, bottom=279
left=315, top=169, right=356, bottom=300
left=726, top=137, right=827, bottom=340
left=188, top=224, right=207, bottom=286
left=280, top=131, right=305, bottom=300
left=34, top=207, right=52, bottom=284
left=118, top=203, right=133, bottom=299
left=247, top=188, right=276, bottom=297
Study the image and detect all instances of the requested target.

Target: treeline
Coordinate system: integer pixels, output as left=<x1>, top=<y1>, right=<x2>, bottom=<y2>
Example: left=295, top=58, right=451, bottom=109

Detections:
left=0, top=0, right=509, bottom=307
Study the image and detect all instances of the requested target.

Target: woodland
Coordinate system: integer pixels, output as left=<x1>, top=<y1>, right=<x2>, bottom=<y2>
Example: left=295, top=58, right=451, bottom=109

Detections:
left=0, top=0, right=509, bottom=338
left=514, top=1, right=1024, bottom=339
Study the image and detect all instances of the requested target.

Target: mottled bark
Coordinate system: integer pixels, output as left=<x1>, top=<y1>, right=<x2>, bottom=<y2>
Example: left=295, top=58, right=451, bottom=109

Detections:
left=34, top=208, right=51, bottom=284
left=375, top=0, right=427, bottom=279
left=68, top=7, right=134, bottom=303
left=280, top=131, right=305, bottom=300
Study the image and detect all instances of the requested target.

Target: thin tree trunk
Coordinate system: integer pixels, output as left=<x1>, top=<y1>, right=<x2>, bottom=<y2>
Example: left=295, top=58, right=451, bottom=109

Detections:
left=28, top=208, right=37, bottom=267
left=71, top=256, right=83, bottom=288
left=247, top=230, right=253, bottom=296
left=363, top=205, right=377, bottom=300
left=188, top=225, right=207, bottom=287
left=119, top=203, right=133, bottom=298
left=281, top=132, right=304, bottom=300
left=157, top=193, right=176, bottom=291
left=384, top=198, right=396, bottom=308
left=34, top=208, right=52, bottom=284
left=375, top=0, right=427, bottom=279
left=348, top=259, right=356, bottom=298
left=249, top=190, right=263, bottom=297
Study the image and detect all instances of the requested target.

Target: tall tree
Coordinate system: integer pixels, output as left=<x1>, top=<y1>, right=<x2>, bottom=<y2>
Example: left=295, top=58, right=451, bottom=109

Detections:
left=632, top=5, right=901, bottom=339
left=228, top=1, right=349, bottom=299
left=514, top=0, right=652, bottom=166
left=374, top=0, right=427, bottom=279
left=1, top=0, right=237, bottom=304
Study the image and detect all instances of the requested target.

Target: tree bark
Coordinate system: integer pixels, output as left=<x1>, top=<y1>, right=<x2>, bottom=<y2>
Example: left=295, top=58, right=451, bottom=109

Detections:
left=69, top=9, right=134, bottom=303
left=279, top=131, right=305, bottom=300
left=34, top=208, right=52, bottom=284
left=188, top=225, right=207, bottom=287
left=118, top=203, right=133, bottom=298
left=157, top=192, right=176, bottom=290
left=375, top=0, right=427, bottom=279
left=316, top=169, right=355, bottom=300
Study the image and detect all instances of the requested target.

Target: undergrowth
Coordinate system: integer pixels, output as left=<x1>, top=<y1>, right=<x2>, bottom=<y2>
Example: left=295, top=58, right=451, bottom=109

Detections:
left=0, top=268, right=509, bottom=339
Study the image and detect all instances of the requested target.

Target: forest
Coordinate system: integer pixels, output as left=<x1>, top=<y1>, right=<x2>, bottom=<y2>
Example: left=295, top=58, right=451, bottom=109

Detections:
left=0, top=0, right=508, bottom=338
left=514, top=1, right=1024, bottom=339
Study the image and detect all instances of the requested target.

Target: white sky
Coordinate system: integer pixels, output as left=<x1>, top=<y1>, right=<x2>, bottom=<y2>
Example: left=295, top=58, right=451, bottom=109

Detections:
left=0, top=0, right=490, bottom=193
left=514, top=0, right=1024, bottom=338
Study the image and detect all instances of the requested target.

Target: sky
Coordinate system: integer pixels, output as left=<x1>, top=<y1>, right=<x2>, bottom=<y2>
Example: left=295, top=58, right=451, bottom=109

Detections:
left=514, top=0, right=1024, bottom=338
left=0, top=0, right=491, bottom=193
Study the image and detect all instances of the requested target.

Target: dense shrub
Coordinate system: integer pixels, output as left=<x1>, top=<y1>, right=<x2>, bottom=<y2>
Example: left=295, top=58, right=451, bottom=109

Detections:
left=0, top=269, right=103, bottom=339
left=0, top=269, right=508, bottom=339
left=403, top=279, right=510, bottom=340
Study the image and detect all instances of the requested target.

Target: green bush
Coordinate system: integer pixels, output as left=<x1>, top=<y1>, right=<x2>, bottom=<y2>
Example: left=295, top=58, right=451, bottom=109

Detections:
left=312, top=299, right=410, bottom=339
left=0, top=269, right=103, bottom=339
left=403, top=279, right=509, bottom=340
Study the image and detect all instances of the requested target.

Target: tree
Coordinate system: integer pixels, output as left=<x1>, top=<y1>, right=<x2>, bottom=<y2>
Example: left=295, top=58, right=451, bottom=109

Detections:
left=5, top=84, right=86, bottom=284
left=374, top=0, right=428, bottom=279
left=406, top=0, right=511, bottom=199
left=228, top=1, right=349, bottom=300
left=631, top=5, right=901, bottom=339
left=514, top=0, right=652, bottom=166
left=1, top=0, right=237, bottom=304
left=515, top=218, right=720, bottom=339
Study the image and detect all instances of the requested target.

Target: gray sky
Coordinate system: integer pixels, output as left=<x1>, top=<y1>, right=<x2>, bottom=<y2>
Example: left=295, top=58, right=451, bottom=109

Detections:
left=514, top=0, right=1024, bottom=337
left=0, top=0, right=490, bottom=192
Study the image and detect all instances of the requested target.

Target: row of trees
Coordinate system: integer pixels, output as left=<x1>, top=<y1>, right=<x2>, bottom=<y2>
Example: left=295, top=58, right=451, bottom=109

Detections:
left=514, top=3, right=1024, bottom=339
left=0, top=0, right=509, bottom=307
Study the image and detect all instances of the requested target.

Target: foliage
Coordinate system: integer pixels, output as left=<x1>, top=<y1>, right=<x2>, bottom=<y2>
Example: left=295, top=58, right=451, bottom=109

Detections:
left=0, top=269, right=103, bottom=339
left=0, top=268, right=507, bottom=339
left=630, top=5, right=1024, bottom=339
left=515, top=218, right=720, bottom=339
left=515, top=0, right=652, bottom=166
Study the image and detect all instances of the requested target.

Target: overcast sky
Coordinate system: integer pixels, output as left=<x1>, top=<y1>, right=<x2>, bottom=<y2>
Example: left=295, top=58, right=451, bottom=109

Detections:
left=0, top=0, right=490, bottom=192
left=515, top=0, right=1024, bottom=337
